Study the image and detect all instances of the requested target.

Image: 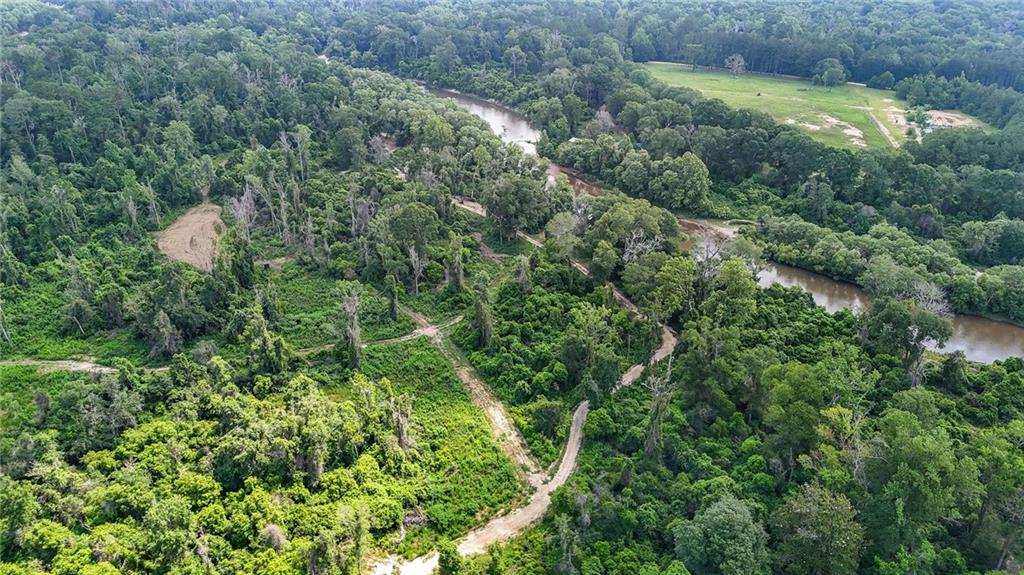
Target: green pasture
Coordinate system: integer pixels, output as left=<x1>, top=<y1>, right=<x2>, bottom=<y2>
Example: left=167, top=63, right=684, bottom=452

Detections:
left=646, top=63, right=925, bottom=150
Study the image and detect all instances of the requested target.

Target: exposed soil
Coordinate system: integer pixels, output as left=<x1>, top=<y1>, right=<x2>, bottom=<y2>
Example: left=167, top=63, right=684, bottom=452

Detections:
left=785, top=114, right=866, bottom=147
left=157, top=201, right=224, bottom=271
left=453, top=363, right=545, bottom=485
left=455, top=399, right=589, bottom=554
left=369, top=319, right=677, bottom=574
left=819, top=114, right=866, bottom=147
left=928, top=110, right=977, bottom=129
left=0, top=359, right=117, bottom=374
left=0, top=359, right=169, bottom=374
left=400, top=303, right=544, bottom=482
left=374, top=200, right=679, bottom=574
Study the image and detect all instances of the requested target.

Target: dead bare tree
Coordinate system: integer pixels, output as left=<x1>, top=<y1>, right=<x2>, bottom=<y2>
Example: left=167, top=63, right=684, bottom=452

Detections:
left=571, top=194, right=592, bottom=235
left=725, top=53, right=746, bottom=75
left=447, top=233, right=464, bottom=293
left=0, top=293, right=12, bottom=348
left=913, top=281, right=952, bottom=318
left=123, top=194, right=139, bottom=237
left=642, top=357, right=673, bottom=461
left=513, top=255, right=531, bottom=292
left=693, top=237, right=724, bottom=306
left=277, top=183, right=292, bottom=246
left=622, top=228, right=662, bottom=263
left=408, top=246, right=426, bottom=296
left=995, top=488, right=1024, bottom=570
left=145, top=182, right=161, bottom=227
left=348, top=185, right=373, bottom=237
left=368, top=134, right=392, bottom=162
left=245, top=175, right=279, bottom=231
left=229, top=184, right=257, bottom=241
left=390, top=394, right=414, bottom=451
left=336, top=283, right=361, bottom=369
left=303, top=216, right=316, bottom=258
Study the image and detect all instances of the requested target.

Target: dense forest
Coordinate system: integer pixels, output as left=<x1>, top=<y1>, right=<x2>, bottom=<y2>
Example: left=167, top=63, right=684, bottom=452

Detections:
left=2, top=1, right=1024, bottom=575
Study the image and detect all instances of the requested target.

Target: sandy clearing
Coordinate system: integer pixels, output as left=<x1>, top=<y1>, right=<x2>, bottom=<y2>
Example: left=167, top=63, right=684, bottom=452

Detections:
left=819, top=114, right=866, bottom=147
left=0, top=359, right=117, bottom=374
left=157, top=202, right=224, bottom=271
left=928, top=110, right=977, bottom=129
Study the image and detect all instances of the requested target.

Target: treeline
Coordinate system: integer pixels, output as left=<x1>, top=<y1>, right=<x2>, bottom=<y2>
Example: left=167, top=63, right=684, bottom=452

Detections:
left=895, top=74, right=1024, bottom=130
left=610, top=0, right=1024, bottom=91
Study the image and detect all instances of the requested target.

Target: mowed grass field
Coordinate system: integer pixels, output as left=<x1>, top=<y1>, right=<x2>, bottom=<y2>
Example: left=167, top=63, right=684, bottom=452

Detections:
left=646, top=62, right=980, bottom=150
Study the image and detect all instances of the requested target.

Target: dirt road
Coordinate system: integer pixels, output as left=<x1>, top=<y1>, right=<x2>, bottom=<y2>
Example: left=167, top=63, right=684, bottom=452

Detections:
left=0, top=359, right=169, bottom=374
left=862, top=107, right=899, bottom=148
left=372, top=206, right=678, bottom=574
left=398, top=303, right=544, bottom=482
left=0, top=359, right=117, bottom=374
left=157, top=202, right=224, bottom=271
left=369, top=319, right=676, bottom=574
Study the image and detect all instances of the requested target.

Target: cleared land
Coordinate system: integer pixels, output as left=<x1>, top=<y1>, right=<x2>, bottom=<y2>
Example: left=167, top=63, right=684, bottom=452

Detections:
left=157, top=201, right=223, bottom=271
left=645, top=63, right=982, bottom=150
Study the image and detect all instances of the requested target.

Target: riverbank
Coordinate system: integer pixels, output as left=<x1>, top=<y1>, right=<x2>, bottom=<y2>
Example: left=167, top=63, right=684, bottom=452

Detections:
left=432, top=87, right=1024, bottom=363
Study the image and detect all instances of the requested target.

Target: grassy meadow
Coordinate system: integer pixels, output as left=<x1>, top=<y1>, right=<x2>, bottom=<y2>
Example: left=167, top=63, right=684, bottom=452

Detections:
left=645, top=62, right=981, bottom=150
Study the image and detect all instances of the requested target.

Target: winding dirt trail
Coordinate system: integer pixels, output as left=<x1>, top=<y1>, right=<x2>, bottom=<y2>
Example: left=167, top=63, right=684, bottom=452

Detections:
left=399, top=304, right=544, bottom=483
left=371, top=200, right=677, bottom=574
left=370, top=323, right=675, bottom=574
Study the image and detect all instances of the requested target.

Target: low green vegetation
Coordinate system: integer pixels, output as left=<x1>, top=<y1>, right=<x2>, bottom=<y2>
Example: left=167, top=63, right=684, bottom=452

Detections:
left=355, top=339, right=523, bottom=555
left=268, top=263, right=416, bottom=350
left=3, top=1, right=1024, bottom=575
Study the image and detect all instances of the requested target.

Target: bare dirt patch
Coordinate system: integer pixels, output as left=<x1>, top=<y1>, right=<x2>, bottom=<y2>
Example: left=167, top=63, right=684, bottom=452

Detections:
left=820, top=114, right=866, bottom=147
left=0, top=359, right=169, bottom=374
left=254, top=256, right=293, bottom=270
left=157, top=203, right=224, bottom=271
left=928, top=110, right=977, bottom=129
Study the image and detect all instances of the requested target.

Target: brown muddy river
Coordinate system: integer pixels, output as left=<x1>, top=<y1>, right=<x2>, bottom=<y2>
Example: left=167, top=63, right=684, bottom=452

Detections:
left=431, top=86, right=1024, bottom=363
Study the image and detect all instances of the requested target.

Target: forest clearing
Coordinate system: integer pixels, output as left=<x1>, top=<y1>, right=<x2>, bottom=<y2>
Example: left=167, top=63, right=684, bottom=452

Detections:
left=645, top=62, right=983, bottom=149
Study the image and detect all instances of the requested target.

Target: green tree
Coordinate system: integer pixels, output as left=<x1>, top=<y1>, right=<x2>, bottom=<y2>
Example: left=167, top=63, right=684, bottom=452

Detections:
left=674, top=494, right=769, bottom=575
left=813, top=58, right=848, bottom=89
left=590, top=240, right=619, bottom=283
left=771, top=484, right=864, bottom=575
left=484, top=174, right=551, bottom=241
left=860, top=296, right=953, bottom=371
left=438, top=540, right=463, bottom=575
left=864, top=409, right=982, bottom=556
left=650, top=256, right=697, bottom=322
